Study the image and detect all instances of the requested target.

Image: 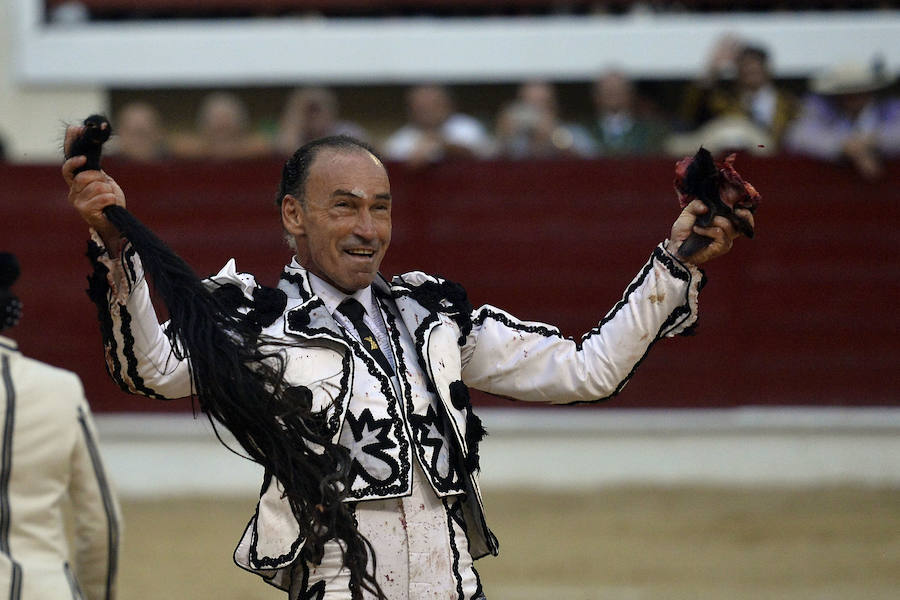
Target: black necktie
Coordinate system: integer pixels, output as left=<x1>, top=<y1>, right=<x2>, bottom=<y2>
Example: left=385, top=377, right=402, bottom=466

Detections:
left=337, top=298, right=395, bottom=376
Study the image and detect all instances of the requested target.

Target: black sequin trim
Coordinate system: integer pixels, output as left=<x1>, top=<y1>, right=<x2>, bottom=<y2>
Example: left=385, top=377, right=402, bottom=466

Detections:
left=292, top=558, right=326, bottom=599
left=378, top=295, right=464, bottom=495
left=445, top=497, right=486, bottom=600
left=283, top=301, right=351, bottom=437
left=469, top=248, right=697, bottom=405
left=117, top=306, right=168, bottom=400
left=339, top=330, right=410, bottom=500
left=247, top=475, right=306, bottom=569
left=450, top=381, right=486, bottom=474
left=251, top=285, right=288, bottom=328
left=209, top=282, right=288, bottom=333
left=408, top=404, right=463, bottom=490
left=393, top=275, right=473, bottom=345
left=279, top=269, right=313, bottom=302
left=85, top=240, right=128, bottom=391
left=652, top=245, right=690, bottom=283
left=343, top=408, right=401, bottom=488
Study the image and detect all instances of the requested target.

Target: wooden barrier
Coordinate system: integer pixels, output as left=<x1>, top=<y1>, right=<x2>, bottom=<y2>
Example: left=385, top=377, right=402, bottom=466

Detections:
left=3, top=156, right=897, bottom=411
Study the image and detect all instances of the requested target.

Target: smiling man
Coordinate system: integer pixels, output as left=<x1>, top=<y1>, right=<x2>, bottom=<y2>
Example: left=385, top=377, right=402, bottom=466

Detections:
left=280, top=144, right=393, bottom=295
left=63, top=132, right=752, bottom=600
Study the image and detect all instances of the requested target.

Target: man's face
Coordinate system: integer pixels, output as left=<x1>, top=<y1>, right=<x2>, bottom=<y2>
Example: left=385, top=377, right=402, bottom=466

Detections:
left=409, top=86, right=451, bottom=130
left=737, top=55, right=769, bottom=91
left=594, top=73, right=632, bottom=114
left=283, top=148, right=392, bottom=294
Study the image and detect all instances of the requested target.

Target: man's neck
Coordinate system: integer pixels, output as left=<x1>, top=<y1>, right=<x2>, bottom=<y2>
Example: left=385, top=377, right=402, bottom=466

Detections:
left=306, top=271, right=374, bottom=317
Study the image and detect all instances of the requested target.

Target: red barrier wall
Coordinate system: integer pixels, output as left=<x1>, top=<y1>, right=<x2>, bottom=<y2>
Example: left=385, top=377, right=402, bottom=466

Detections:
left=2, top=156, right=898, bottom=411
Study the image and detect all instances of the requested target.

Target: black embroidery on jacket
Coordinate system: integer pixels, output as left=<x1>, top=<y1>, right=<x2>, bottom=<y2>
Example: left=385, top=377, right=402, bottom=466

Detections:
left=342, top=408, right=401, bottom=490
left=300, top=580, right=326, bottom=600
left=85, top=240, right=128, bottom=391
left=286, top=309, right=310, bottom=330
left=449, top=381, right=486, bottom=474
left=445, top=497, right=486, bottom=600
left=447, top=499, right=486, bottom=594
left=279, top=269, right=313, bottom=302
left=408, top=404, right=463, bottom=490
left=122, top=243, right=139, bottom=286
left=399, top=280, right=484, bottom=481
left=652, top=245, right=706, bottom=336
left=117, top=306, right=168, bottom=400
left=344, top=336, right=409, bottom=497
left=251, top=285, right=289, bottom=328
left=470, top=248, right=698, bottom=405
left=247, top=474, right=306, bottom=569
left=283, top=384, right=335, bottom=436
left=210, top=283, right=245, bottom=313
left=410, top=312, right=440, bottom=395
left=393, top=275, right=474, bottom=345
left=470, top=309, right=560, bottom=339
left=209, top=282, right=288, bottom=332
left=284, top=302, right=352, bottom=436
left=652, top=245, right=690, bottom=283
left=292, top=558, right=326, bottom=599
left=379, top=296, right=461, bottom=494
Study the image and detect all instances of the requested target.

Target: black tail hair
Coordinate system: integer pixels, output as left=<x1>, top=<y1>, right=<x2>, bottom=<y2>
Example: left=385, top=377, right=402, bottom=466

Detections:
left=68, top=115, right=384, bottom=600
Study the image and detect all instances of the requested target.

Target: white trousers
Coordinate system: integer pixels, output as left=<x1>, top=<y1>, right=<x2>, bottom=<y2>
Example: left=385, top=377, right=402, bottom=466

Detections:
left=290, top=462, right=484, bottom=600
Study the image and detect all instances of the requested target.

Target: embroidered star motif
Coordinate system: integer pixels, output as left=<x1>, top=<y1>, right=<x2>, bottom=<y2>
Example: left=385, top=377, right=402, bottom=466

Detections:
left=409, top=405, right=458, bottom=484
left=341, top=408, right=399, bottom=487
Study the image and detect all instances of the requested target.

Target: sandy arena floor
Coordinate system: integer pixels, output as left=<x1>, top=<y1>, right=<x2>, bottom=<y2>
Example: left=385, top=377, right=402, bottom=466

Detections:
left=115, top=485, right=899, bottom=599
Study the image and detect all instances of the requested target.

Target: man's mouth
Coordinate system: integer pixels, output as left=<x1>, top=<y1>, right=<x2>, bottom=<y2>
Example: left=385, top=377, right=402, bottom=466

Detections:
left=344, top=248, right=376, bottom=258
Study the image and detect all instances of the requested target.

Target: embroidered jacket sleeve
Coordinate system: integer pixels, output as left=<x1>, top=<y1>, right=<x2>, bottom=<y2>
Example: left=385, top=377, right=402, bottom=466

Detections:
left=460, top=243, right=704, bottom=403
left=85, top=231, right=256, bottom=400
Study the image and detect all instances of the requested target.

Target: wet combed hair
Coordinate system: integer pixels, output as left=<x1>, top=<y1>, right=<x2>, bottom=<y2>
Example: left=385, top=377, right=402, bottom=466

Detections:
left=276, top=135, right=383, bottom=207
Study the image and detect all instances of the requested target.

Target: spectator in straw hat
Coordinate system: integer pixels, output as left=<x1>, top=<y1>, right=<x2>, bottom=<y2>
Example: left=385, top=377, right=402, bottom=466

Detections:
left=784, top=60, right=900, bottom=180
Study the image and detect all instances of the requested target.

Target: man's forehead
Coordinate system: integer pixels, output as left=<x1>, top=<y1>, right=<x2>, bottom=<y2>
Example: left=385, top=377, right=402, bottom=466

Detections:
left=314, top=147, right=383, bottom=169
left=308, top=147, right=390, bottom=194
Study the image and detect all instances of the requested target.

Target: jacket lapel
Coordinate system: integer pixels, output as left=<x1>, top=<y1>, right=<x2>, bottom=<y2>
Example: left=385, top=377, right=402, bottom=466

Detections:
left=390, top=275, right=469, bottom=453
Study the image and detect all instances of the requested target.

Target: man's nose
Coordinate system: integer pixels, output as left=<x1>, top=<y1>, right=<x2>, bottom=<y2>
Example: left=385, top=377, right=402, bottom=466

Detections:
left=353, top=209, right=377, bottom=239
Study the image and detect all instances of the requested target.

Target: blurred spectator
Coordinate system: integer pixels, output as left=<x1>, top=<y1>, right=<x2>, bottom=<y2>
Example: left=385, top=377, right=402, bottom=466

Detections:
left=0, top=133, right=6, bottom=162
left=784, top=60, right=900, bottom=180
left=274, top=87, right=369, bottom=155
left=589, top=69, right=669, bottom=156
left=494, top=80, right=597, bottom=159
left=108, top=101, right=169, bottom=162
left=664, top=114, right=775, bottom=158
left=677, top=36, right=796, bottom=150
left=170, top=91, right=271, bottom=160
left=383, top=84, right=493, bottom=167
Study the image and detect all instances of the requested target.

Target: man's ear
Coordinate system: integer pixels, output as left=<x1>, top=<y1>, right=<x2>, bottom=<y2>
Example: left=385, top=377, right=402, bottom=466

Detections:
left=281, top=194, right=305, bottom=236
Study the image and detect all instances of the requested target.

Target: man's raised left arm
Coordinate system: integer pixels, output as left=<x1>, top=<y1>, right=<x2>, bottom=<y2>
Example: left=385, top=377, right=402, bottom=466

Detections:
left=460, top=200, right=752, bottom=403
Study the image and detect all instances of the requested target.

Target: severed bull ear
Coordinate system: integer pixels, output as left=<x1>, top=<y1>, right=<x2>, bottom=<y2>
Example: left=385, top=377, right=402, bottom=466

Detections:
left=672, top=147, right=761, bottom=259
left=66, top=114, right=112, bottom=174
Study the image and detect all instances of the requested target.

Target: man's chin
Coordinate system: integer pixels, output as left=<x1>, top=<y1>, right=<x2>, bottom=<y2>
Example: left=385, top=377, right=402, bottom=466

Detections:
left=335, top=272, right=378, bottom=294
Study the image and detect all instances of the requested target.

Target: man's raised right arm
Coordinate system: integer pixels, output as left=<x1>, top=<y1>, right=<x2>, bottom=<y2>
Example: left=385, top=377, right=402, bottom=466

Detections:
left=63, top=125, right=194, bottom=400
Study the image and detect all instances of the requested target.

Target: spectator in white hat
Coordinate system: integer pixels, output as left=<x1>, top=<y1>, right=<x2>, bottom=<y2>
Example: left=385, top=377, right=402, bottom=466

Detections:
left=784, top=60, right=899, bottom=180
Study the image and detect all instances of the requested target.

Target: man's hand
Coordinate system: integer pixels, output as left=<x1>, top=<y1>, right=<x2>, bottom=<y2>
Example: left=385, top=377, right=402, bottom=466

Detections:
left=62, top=125, right=126, bottom=254
left=666, top=199, right=754, bottom=265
